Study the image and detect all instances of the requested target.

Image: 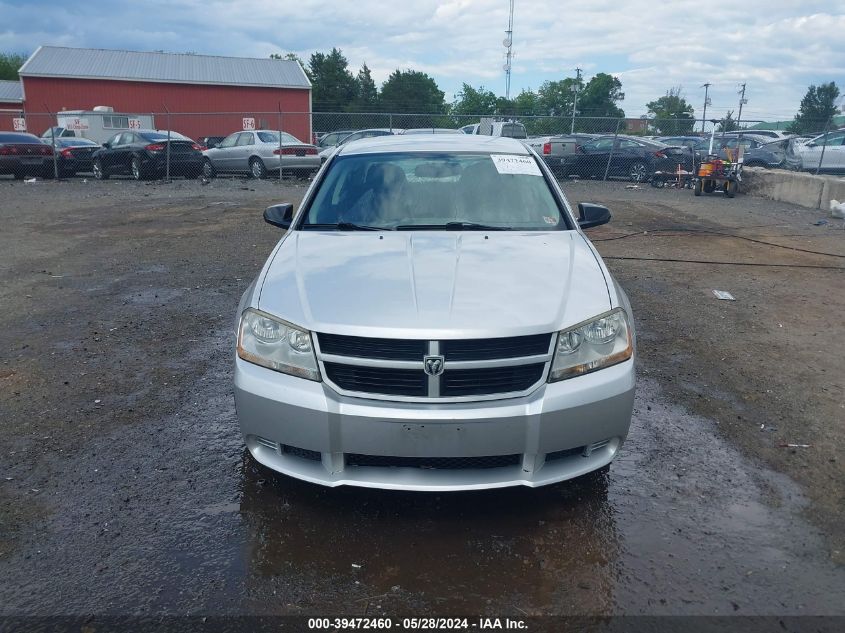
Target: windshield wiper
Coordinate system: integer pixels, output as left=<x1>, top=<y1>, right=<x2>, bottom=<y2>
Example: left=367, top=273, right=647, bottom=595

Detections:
left=302, top=222, right=387, bottom=231
left=395, top=222, right=510, bottom=231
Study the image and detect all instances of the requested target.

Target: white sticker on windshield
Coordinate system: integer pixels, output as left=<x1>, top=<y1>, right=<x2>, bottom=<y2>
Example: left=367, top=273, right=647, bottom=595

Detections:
left=490, top=154, right=542, bottom=176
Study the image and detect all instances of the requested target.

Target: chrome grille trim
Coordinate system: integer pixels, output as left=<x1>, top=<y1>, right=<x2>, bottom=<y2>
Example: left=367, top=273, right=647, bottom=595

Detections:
left=313, top=332, right=555, bottom=403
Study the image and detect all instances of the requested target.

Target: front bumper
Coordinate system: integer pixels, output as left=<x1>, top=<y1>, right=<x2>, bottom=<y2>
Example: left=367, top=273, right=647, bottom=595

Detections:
left=234, top=356, right=636, bottom=491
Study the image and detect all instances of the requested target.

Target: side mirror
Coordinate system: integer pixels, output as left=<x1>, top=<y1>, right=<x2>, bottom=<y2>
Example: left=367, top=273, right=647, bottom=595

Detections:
left=102, top=142, right=111, bottom=149
left=264, top=203, right=294, bottom=229
left=578, top=203, right=611, bottom=229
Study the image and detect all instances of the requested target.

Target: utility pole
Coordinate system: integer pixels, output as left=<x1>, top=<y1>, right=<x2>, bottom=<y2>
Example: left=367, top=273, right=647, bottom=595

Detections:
left=570, top=66, right=582, bottom=134
left=701, top=83, right=711, bottom=133
left=503, top=0, right=514, bottom=100
left=737, top=82, right=747, bottom=130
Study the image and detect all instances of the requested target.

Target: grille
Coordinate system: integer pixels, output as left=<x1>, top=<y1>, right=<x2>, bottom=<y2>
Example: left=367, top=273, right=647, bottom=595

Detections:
left=282, top=445, right=321, bottom=461
left=441, top=363, right=545, bottom=397
left=324, top=363, right=427, bottom=396
left=317, top=332, right=551, bottom=399
left=346, top=453, right=521, bottom=470
left=317, top=333, right=426, bottom=361
left=441, top=334, right=552, bottom=361
left=545, top=446, right=585, bottom=462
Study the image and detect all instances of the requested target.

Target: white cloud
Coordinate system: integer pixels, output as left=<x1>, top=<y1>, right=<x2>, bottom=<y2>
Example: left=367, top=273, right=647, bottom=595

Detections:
left=1, top=0, right=842, bottom=119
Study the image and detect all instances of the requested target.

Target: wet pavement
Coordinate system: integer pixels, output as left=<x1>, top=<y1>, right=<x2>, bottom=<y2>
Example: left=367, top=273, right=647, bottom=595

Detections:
left=1, top=178, right=843, bottom=616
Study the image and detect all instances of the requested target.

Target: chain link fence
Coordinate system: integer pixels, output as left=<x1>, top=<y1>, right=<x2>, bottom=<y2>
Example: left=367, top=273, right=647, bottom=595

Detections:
left=6, top=110, right=844, bottom=181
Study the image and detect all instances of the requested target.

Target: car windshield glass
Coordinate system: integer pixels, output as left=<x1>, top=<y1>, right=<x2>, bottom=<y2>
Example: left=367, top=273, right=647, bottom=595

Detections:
left=257, top=131, right=301, bottom=144
left=301, top=152, right=568, bottom=231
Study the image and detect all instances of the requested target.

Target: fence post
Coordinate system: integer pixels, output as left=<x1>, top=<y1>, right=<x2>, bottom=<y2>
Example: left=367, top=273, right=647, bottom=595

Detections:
left=164, top=105, right=171, bottom=182
left=603, top=118, right=622, bottom=181
left=816, top=117, right=832, bottom=176
left=389, top=113, right=393, bottom=132
left=278, top=103, right=283, bottom=183
left=43, top=103, right=59, bottom=180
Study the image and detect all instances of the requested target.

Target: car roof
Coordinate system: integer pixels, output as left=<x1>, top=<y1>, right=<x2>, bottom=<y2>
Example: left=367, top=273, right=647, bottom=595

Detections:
left=335, top=134, right=532, bottom=156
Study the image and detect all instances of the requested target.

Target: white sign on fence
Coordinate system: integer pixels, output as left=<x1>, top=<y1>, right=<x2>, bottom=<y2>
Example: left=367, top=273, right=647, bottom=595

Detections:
left=128, top=118, right=142, bottom=130
left=58, top=117, right=90, bottom=131
left=12, top=118, right=26, bottom=131
left=242, top=117, right=256, bottom=131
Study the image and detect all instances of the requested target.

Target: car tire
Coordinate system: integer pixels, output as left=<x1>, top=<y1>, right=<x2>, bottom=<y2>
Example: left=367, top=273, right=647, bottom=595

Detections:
left=93, top=159, right=108, bottom=180
left=629, top=160, right=648, bottom=182
left=131, top=157, right=146, bottom=181
left=202, top=159, right=216, bottom=179
left=249, top=157, right=267, bottom=179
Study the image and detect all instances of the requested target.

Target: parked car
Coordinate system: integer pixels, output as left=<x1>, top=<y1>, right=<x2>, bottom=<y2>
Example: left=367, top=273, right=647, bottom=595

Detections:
left=794, top=130, right=845, bottom=173
left=43, top=137, right=100, bottom=176
left=92, top=130, right=204, bottom=180
left=202, top=130, right=319, bottom=179
left=317, top=130, right=355, bottom=149
left=571, top=135, right=672, bottom=181
left=318, top=128, right=399, bottom=161
left=711, top=136, right=787, bottom=169
left=0, top=132, right=54, bottom=179
left=528, top=134, right=600, bottom=176
left=462, top=121, right=528, bottom=139
left=199, top=136, right=225, bottom=150
left=234, top=134, right=636, bottom=491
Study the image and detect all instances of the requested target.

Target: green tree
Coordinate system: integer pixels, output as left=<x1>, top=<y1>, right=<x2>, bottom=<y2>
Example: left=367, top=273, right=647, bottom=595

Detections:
left=513, top=89, right=539, bottom=117
left=537, top=77, right=580, bottom=116
left=0, top=52, right=27, bottom=81
left=451, top=84, right=498, bottom=116
left=646, top=87, right=696, bottom=134
left=308, top=48, right=357, bottom=111
left=788, top=82, right=841, bottom=134
left=578, top=73, right=625, bottom=118
left=350, top=63, right=379, bottom=112
left=379, top=69, right=445, bottom=114
left=717, top=110, right=739, bottom=132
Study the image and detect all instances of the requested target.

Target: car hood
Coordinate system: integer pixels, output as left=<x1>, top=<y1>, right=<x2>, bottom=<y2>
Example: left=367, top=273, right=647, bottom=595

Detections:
left=258, top=231, right=611, bottom=339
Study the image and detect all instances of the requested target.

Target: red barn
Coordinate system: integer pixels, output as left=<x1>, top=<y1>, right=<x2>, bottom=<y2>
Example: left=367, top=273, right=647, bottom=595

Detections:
left=0, top=80, right=24, bottom=132
left=18, top=46, right=312, bottom=143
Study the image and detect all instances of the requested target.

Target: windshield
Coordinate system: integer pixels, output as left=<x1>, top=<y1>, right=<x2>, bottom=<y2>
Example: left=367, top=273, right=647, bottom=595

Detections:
left=301, top=152, right=568, bottom=231
left=257, top=131, right=302, bottom=144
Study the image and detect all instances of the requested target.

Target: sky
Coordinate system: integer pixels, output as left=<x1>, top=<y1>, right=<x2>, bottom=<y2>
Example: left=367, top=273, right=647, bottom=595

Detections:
left=1, top=0, right=843, bottom=122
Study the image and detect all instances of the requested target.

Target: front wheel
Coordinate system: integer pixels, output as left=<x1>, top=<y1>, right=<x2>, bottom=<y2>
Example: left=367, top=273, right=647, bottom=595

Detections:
left=629, top=160, right=648, bottom=182
left=249, top=157, right=267, bottom=179
left=93, top=160, right=109, bottom=180
left=724, top=180, right=737, bottom=198
left=693, top=179, right=702, bottom=196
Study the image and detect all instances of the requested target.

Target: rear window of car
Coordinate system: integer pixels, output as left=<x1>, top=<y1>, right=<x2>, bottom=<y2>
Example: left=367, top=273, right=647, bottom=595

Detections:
left=302, top=152, right=569, bottom=231
left=500, top=124, right=527, bottom=139
left=0, top=133, right=41, bottom=143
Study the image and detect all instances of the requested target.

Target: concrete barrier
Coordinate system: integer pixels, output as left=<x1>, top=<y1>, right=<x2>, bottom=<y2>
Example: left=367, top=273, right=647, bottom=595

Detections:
left=741, top=167, right=845, bottom=211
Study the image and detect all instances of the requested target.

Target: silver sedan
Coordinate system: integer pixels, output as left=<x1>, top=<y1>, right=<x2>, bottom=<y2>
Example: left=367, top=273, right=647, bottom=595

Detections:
left=202, top=130, right=320, bottom=179
left=234, top=135, right=636, bottom=491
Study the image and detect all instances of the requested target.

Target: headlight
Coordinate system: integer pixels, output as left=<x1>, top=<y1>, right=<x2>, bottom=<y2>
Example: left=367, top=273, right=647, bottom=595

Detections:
left=237, top=308, right=321, bottom=381
left=549, top=308, right=633, bottom=382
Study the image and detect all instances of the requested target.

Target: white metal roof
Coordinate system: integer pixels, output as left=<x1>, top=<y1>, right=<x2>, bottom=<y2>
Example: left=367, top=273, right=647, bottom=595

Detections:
left=19, top=46, right=311, bottom=90
left=0, top=80, right=23, bottom=102
left=337, top=134, right=532, bottom=156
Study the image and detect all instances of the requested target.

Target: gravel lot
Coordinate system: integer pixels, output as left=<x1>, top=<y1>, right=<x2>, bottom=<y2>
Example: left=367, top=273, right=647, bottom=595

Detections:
left=0, top=174, right=843, bottom=616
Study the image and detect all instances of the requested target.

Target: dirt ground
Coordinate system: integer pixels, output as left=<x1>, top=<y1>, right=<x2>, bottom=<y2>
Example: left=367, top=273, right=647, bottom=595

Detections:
left=0, top=173, right=843, bottom=616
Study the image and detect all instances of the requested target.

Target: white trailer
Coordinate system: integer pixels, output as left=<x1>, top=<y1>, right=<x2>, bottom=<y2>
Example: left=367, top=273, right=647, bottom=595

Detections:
left=41, top=107, right=155, bottom=145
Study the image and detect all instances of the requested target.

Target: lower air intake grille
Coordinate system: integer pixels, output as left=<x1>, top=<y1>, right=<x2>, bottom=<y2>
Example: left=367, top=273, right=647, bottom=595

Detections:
left=346, top=453, right=521, bottom=470
left=282, top=445, right=321, bottom=462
